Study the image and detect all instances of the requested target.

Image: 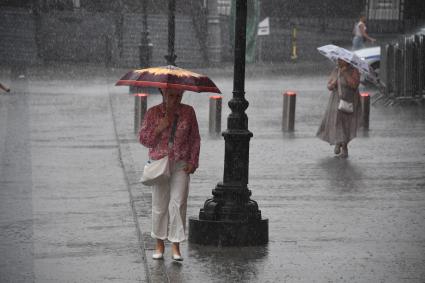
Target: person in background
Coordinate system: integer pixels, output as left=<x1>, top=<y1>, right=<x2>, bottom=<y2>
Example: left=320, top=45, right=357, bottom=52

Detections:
left=0, top=83, right=10, bottom=93
left=352, top=15, right=376, bottom=50
left=317, top=59, right=361, bottom=158
left=139, top=88, right=200, bottom=262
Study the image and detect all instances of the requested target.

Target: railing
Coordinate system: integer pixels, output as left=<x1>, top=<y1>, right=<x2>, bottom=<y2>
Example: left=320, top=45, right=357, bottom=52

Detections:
left=378, top=34, right=425, bottom=105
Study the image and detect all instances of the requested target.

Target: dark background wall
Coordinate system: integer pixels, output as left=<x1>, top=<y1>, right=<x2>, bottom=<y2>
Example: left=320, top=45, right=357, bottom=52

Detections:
left=0, top=8, right=38, bottom=65
left=1, top=0, right=424, bottom=67
left=260, top=0, right=365, bottom=18
left=401, top=0, right=425, bottom=20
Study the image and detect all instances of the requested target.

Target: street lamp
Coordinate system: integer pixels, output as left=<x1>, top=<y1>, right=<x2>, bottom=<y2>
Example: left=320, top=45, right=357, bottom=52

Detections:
left=139, top=0, right=152, bottom=68
left=189, top=0, right=268, bottom=246
left=134, top=0, right=152, bottom=134
left=164, top=0, right=177, bottom=66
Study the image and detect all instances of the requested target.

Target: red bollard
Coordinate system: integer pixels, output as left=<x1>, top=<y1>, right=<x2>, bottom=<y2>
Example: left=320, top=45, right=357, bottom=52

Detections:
left=134, top=93, right=148, bottom=134
left=360, top=92, right=370, bottom=130
left=209, top=95, right=222, bottom=137
left=282, top=91, right=296, bottom=131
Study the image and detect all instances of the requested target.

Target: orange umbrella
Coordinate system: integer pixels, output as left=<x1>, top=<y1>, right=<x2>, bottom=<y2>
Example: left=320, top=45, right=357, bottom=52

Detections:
left=116, top=65, right=221, bottom=94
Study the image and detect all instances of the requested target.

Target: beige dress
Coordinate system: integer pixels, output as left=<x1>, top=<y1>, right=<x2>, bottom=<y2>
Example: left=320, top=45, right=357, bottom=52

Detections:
left=316, top=67, right=361, bottom=145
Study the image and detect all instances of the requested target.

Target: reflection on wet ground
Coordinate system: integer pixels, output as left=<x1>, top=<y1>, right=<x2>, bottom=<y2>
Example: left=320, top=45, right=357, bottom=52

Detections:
left=1, top=65, right=424, bottom=282
left=114, top=72, right=425, bottom=282
left=318, top=157, right=365, bottom=193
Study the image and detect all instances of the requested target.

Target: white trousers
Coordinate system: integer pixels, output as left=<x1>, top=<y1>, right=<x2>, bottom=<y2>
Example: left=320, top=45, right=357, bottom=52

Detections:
left=151, top=161, right=190, bottom=243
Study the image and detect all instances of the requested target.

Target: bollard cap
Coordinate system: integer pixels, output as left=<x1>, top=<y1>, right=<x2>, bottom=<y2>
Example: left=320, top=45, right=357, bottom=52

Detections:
left=360, top=92, right=370, bottom=97
left=284, top=91, right=296, bottom=96
left=210, top=95, right=223, bottom=99
left=134, top=93, right=149, bottom=97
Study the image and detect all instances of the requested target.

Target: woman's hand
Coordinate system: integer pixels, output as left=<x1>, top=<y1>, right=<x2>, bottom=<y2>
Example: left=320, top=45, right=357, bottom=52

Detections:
left=183, top=163, right=196, bottom=174
left=327, top=68, right=338, bottom=91
left=327, top=79, right=337, bottom=91
left=154, top=117, right=169, bottom=136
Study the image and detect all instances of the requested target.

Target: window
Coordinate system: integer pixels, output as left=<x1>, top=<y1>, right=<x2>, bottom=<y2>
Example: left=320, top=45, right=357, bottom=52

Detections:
left=217, top=0, right=231, bottom=15
left=72, top=0, right=80, bottom=9
left=375, top=0, right=396, bottom=9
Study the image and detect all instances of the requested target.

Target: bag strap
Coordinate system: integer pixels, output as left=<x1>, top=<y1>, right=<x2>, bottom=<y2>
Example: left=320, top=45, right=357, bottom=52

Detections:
left=337, top=69, right=342, bottom=98
left=168, top=114, right=179, bottom=148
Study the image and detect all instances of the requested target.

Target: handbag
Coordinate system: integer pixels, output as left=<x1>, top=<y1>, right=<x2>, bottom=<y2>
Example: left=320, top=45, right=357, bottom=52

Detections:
left=338, top=99, right=354, bottom=113
left=140, top=155, right=170, bottom=186
left=140, top=115, right=179, bottom=186
left=336, top=69, right=354, bottom=114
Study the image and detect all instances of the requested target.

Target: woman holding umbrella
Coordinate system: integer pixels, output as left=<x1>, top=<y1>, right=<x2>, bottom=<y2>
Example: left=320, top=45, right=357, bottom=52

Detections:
left=119, top=65, right=221, bottom=261
left=139, top=87, right=200, bottom=261
left=316, top=58, right=361, bottom=158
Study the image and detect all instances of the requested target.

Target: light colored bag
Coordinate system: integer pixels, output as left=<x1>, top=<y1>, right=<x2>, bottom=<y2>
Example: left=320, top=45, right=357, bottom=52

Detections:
left=140, top=115, right=179, bottom=186
left=338, top=99, right=354, bottom=113
left=140, top=156, right=170, bottom=186
left=336, top=69, right=354, bottom=114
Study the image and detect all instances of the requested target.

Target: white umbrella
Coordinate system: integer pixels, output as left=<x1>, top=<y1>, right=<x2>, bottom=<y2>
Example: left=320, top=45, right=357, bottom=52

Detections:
left=317, top=44, right=372, bottom=76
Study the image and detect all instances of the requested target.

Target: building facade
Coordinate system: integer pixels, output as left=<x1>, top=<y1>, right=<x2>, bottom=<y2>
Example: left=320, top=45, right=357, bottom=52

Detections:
left=1, top=0, right=424, bottom=67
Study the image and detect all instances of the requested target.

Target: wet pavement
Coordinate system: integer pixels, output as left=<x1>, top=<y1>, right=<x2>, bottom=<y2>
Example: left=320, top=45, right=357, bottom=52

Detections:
left=1, top=66, right=146, bottom=282
left=1, top=63, right=425, bottom=282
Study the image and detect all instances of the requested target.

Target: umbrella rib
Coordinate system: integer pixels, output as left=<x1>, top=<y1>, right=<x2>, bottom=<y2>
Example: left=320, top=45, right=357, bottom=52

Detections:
left=115, top=80, right=221, bottom=93
left=115, top=66, right=222, bottom=94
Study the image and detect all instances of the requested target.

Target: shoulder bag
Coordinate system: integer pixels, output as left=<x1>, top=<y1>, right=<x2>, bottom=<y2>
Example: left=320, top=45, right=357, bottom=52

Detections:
left=140, top=115, right=179, bottom=186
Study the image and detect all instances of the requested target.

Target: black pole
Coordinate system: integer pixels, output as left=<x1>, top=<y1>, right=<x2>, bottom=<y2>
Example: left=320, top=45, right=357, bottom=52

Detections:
left=139, top=0, right=152, bottom=68
left=189, top=0, right=268, bottom=246
left=165, top=0, right=177, bottom=65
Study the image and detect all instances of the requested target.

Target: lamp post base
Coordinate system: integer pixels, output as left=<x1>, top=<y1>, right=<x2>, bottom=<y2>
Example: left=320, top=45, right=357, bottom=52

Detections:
left=188, top=217, right=268, bottom=246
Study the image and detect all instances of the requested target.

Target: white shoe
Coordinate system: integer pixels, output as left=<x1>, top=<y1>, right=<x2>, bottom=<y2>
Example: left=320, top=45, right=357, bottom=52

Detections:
left=152, top=252, right=164, bottom=260
left=171, top=254, right=183, bottom=261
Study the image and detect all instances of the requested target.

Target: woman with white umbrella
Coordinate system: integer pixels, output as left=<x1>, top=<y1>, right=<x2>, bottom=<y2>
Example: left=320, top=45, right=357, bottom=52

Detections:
left=316, top=58, right=362, bottom=158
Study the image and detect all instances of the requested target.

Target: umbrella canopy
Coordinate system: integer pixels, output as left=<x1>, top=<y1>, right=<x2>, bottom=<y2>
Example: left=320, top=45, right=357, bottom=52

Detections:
left=116, top=65, right=221, bottom=94
left=317, top=44, right=371, bottom=76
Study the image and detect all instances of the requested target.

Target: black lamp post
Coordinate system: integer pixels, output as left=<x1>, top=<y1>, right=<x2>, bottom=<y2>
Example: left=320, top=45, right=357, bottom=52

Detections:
left=133, top=0, right=152, bottom=132
left=139, top=0, right=152, bottom=68
left=164, top=0, right=177, bottom=66
left=189, top=0, right=268, bottom=246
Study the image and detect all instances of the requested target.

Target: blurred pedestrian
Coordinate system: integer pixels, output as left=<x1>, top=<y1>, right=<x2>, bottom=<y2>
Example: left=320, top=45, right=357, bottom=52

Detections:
left=352, top=15, right=376, bottom=50
left=317, top=59, right=361, bottom=158
left=0, top=83, right=10, bottom=93
left=139, top=88, right=200, bottom=262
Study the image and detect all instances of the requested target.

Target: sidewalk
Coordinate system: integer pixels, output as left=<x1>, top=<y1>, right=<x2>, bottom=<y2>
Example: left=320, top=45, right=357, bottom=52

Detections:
left=107, top=65, right=425, bottom=282
left=0, top=66, right=148, bottom=282
left=1, top=62, right=424, bottom=282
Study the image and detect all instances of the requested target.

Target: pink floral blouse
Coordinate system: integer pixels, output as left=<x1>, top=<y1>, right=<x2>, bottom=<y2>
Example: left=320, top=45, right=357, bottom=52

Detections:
left=139, top=103, right=200, bottom=169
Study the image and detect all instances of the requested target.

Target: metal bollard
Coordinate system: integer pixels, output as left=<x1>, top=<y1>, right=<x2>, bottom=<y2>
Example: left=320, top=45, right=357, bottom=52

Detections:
left=360, top=92, right=370, bottom=130
left=282, top=91, right=296, bottom=131
left=134, top=93, right=148, bottom=134
left=209, top=95, right=222, bottom=137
